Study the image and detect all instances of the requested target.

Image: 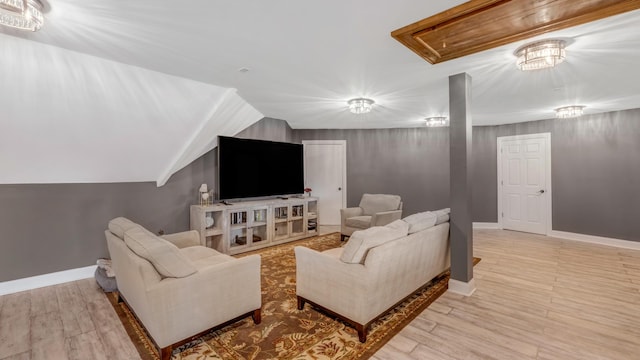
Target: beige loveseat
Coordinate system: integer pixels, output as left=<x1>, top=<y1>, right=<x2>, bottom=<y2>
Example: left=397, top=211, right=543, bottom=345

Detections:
left=105, top=217, right=261, bottom=360
left=296, top=209, right=450, bottom=342
left=340, top=193, right=403, bottom=241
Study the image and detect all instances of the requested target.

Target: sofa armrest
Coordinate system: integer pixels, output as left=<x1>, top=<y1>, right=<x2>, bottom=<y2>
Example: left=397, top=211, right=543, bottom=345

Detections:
left=295, top=246, right=372, bottom=323
left=370, top=209, right=403, bottom=226
left=161, top=230, right=201, bottom=248
left=145, top=255, right=262, bottom=346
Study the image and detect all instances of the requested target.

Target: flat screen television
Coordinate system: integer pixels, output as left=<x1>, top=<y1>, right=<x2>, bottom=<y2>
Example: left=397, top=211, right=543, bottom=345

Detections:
left=217, top=136, right=304, bottom=200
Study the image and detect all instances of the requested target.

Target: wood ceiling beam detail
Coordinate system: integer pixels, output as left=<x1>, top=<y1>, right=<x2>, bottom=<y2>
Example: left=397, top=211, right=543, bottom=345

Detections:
left=391, top=0, right=640, bottom=64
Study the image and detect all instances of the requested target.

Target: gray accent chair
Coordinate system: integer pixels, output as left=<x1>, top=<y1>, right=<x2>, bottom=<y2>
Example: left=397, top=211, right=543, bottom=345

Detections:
left=340, top=193, right=403, bottom=241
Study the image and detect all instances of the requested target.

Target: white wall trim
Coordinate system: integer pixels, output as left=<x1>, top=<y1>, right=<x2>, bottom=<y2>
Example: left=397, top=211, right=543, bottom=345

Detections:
left=448, top=278, right=477, bottom=297
left=549, top=230, right=640, bottom=251
left=473, top=222, right=500, bottom=229
left=0, top=265, right=97, bottom=296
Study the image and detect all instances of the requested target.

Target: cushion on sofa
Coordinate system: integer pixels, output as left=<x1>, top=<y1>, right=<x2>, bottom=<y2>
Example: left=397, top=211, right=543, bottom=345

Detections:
left=434, top=208, right=450, bottom=225
left=345, top=215, right=372, bottom=229
left=340, top=225, right=407, bottom=264
left=108, top=217, right=140, bottom=239
left=385, top=219, right=410, bottom=232
left=403, top=211, right=438, bottom=234
left=359, top=194, right=402, bottom=216
left=124, top=227, right=197, bottom=278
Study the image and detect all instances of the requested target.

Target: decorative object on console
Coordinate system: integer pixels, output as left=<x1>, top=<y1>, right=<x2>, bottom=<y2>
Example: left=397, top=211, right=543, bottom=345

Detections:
left=304, top=187, right=312, bottom=197
left=0, top=0, right=44, bottom=31
left=198, top=183, right=213, bottom=206
left=205, top=215, right=214, bottom=228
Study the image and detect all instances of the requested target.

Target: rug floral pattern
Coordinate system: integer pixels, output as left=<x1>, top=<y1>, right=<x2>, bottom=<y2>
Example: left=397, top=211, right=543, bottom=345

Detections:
left=113, top=233, right=458, bottom=360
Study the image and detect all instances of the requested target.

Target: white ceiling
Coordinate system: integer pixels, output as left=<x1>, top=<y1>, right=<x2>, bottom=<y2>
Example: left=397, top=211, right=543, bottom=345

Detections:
left=2, top=0, right=640, bottom=183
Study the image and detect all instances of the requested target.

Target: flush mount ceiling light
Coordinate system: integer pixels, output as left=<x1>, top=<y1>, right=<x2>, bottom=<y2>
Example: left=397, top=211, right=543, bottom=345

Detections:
left=555, top=105, right=585, bottom=118
left=515, top=39, right=566, bottom=71
left=425, top=116, right=449, bottom=127
left=0, top=0, right=44, bottom=31
left=347, top=98, right=374, bottom=114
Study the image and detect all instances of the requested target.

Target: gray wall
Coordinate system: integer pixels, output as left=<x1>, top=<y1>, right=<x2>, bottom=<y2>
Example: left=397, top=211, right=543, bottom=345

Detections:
left=3, top=109, right=639, bottom=281
left=472, top=108, right=640, bottom=241
left=0, top=117, right=293, bottom=282
left=293, top=128, right=450, bottom=216
left=295, top=108, right=640, bottom=242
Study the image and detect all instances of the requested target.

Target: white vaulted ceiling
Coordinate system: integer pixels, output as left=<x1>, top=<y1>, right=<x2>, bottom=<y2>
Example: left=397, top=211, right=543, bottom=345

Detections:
left=2, top=1, right=640, bottom=184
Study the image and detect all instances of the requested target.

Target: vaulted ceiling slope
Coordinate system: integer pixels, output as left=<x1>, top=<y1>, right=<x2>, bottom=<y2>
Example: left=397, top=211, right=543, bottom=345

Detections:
left=2, top=1, right=640, bottom=185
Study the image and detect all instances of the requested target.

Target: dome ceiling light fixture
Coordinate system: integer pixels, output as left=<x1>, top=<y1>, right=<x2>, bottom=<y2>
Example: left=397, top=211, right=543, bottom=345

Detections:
left=425, top=116, right=449, bottom=127
left=347, top=98, right=374, bottom=114
left=0, top=0, right=44, bottom=31
left=514, top=39, right=566, bottom=71
left=555, top=105, right=585, bottom=118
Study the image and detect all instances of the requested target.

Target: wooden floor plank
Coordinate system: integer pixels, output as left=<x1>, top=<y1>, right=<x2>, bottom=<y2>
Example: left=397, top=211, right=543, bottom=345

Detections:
left=30, top=312, right=67, bottom=360
left=0, top=292, right=31, bottom=359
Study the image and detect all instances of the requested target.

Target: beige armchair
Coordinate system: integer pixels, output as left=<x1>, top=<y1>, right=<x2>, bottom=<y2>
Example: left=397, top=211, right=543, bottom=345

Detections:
left=105, top=217, right=261, bottom=360
left=340, top=193, right=403, bottom=241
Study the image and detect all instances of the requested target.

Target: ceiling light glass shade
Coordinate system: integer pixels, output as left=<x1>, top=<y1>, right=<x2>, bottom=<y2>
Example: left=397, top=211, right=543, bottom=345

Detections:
left=555, top=105, right=585, bottom=118
left=425, top=116, right=449, bottom=127
left=515, top=40, right=566, bottom=71
left=0, top=0, right=44, bottom=31
left=348, top=98, right=374, bottom=114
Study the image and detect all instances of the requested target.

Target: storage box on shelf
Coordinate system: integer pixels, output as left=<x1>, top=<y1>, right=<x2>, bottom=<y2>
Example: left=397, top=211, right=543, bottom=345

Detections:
left=190, top=197, right=318, bottom=255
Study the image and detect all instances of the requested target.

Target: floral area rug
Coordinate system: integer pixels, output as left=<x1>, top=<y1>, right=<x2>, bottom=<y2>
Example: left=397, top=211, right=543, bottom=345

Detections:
left=109, top=232, right=476, bottom=360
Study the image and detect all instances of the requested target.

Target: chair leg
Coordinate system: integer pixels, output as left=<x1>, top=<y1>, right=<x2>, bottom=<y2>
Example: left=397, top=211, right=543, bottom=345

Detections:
left=355, top=323, right=367, bottom=343
left=297, top=296, right=305, bottom=310
left=252, top=309, right=262, bottom=324
left=160, top=345, right=173, bottom=360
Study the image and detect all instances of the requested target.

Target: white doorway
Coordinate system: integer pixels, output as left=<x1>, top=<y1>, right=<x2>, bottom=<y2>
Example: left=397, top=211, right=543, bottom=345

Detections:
left=303, top=140, right=346, bottom=225
left=497, top=133, right=552, bottom=235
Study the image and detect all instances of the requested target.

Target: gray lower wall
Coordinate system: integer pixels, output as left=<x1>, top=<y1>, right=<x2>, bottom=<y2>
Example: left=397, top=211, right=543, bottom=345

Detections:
left=293, top=128, right=451, bottom=216
left=472, top=108, right=640, bottom=241
left=296, top=108, right=640, bottom=242
left=0, top=117, right=293, bottom=282
left=0, top=158, right=206, bottom=282
left=3, top=109, right=639, bottom=281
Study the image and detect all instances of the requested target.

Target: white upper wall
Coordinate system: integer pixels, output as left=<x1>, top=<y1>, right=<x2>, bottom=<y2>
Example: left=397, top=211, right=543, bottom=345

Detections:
left=1, top=1, right=640, bottom=184
left=0, top=35, right=262, bottom=185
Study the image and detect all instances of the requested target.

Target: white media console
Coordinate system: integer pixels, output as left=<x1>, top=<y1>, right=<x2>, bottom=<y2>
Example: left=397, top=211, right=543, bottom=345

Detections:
left=190, top=197, right=318, bottom=255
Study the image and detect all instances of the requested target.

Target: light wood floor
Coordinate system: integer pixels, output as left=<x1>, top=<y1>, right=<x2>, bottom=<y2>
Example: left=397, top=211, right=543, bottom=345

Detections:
left=1, top=229, right=639, bottom=359
left=373, top=229, right=640, bottom=360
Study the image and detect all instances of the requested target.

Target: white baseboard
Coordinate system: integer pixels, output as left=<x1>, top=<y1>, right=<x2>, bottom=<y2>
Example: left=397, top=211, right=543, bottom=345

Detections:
left=448, top=278, right=477, bottom=296
left=473, top=222, right=500, bottom=229
left=548, top=230, right=640, bottom=251
left=0, top=265, right=97, bottom=296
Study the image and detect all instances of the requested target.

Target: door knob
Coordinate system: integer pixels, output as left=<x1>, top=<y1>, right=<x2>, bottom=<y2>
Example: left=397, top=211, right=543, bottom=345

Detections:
left=537, top=189, right=545, bottom=195
left=338, top=187, right=342, bottom=191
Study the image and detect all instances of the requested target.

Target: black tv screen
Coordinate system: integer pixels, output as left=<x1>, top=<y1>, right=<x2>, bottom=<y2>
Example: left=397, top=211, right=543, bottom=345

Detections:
left=217, top=136, right=304, bottom=200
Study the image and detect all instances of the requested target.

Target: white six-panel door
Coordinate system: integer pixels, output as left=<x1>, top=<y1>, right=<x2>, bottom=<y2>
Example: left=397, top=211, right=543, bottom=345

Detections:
left=498, top=133, right=551, bottom=235
left=302, top=140, right=346, bottom=225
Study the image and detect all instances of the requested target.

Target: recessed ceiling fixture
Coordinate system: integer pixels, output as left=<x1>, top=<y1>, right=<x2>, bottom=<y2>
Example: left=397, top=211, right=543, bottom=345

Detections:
left=0, top=0, right=43, bottom=31
left=515, top=39, right=566, bottom=71
left=555, top=105, right=585, bottom=118
left=348, top=98, right=374, bottom=114
left=425, top=116, right=449, bottom=127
